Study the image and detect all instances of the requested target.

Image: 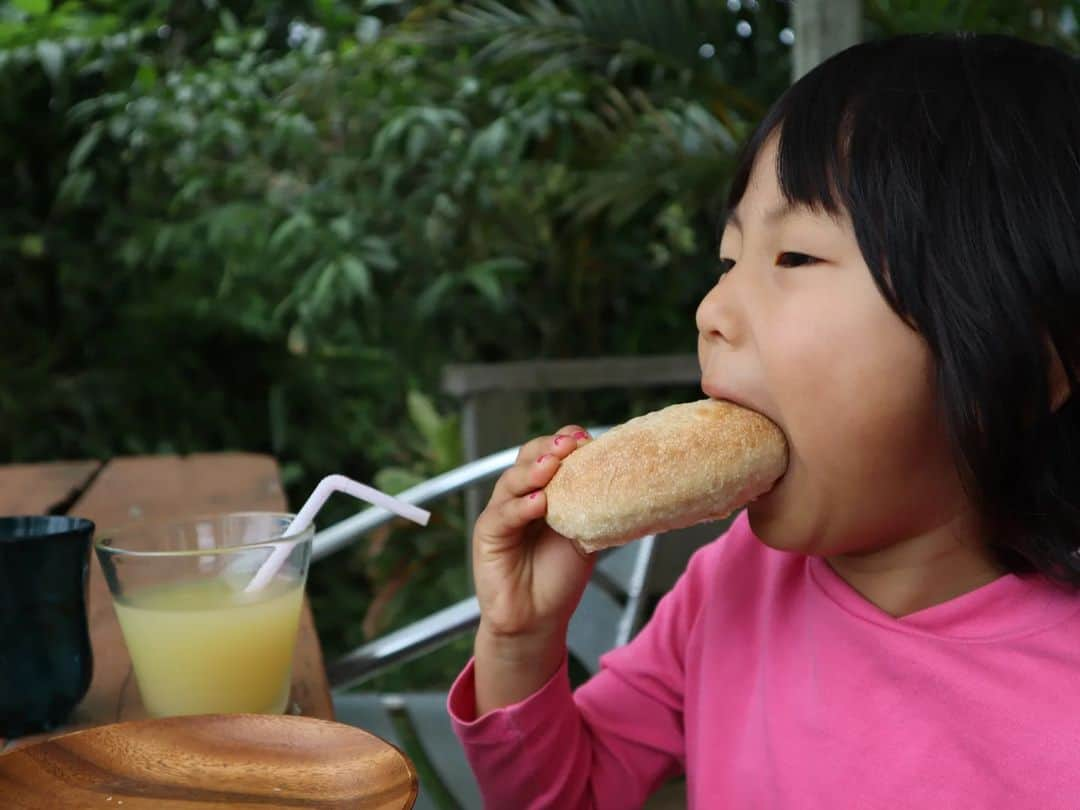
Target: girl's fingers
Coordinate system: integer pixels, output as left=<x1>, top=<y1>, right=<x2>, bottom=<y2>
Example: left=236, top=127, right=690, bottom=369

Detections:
left=495, top=426, right=591, bottom=502
left=513, top=425, right=590, bottom=464
left=498, top=450, right=562, bottom=501
left=552, top=425, right=590, bottom=446
left=476, top=487, right=548, bottom=542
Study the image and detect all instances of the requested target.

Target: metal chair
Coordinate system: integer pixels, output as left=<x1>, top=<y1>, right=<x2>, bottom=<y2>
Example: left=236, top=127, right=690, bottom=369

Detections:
left=310, top=434, right=661, bottom=810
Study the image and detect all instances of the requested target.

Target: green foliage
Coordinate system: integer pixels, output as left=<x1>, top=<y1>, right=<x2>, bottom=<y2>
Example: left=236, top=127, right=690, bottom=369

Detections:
left=866, top=0, right=1079, bottom=47
left=3, top=0, right=1077, bottom=689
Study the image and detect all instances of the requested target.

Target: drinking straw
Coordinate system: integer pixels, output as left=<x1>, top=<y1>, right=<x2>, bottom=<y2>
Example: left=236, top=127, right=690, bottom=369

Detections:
left=245, top=474, right=430, bottom=593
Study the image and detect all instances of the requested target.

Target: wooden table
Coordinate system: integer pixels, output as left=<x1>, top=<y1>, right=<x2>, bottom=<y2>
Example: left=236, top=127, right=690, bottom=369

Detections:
left=0, top=454, right=334, bottom=750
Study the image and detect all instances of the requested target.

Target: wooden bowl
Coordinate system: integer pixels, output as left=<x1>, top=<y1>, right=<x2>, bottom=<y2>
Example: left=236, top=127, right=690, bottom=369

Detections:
left=0, top=714, right=418, bottom=809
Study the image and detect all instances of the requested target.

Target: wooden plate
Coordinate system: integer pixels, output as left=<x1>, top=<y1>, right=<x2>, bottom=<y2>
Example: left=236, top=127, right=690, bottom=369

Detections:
left=0, top=714, right=418, bottom=809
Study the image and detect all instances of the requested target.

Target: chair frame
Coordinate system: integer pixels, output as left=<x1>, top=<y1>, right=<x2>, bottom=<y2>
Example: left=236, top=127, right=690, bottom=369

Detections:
left=316, top=434, right=673, bottom=810
left=310, top=429, right=660, bottom=691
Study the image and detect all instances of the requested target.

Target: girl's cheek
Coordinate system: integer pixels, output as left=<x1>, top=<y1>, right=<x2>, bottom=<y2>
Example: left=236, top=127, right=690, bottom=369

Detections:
left=766, top=310, right=844, bottom=404
left=765, top=298, right=905, bottom=455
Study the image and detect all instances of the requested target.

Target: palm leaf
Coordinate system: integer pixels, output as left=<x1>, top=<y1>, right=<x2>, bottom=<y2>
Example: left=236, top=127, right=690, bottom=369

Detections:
left=565, top=90, right=741, bottom=226
left=417, top=0, right=744, bottom=75
left=419, top=0, right=591, bottom=76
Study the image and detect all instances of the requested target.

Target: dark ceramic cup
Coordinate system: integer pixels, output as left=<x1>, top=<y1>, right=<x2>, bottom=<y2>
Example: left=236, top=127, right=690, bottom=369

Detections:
left=0, top=516, right=95, bottom=738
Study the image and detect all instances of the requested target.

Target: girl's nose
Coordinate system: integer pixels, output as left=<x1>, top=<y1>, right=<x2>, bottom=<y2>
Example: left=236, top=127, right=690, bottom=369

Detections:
left=695, top=273, right=741, bottom=347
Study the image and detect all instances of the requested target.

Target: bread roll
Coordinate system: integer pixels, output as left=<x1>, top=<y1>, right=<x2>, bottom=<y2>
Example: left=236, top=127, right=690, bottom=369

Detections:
left=544, top=399, right=788, bottom=554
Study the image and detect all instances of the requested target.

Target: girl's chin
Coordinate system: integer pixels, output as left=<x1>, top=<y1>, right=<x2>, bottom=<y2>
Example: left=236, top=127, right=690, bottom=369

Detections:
left=745, top=513, right=814, bottom=554
left=745, top=494, right=777, bottom=536
left=748, top=467, right=786, bottom=517
left=744, top=475, right=802, bottom=550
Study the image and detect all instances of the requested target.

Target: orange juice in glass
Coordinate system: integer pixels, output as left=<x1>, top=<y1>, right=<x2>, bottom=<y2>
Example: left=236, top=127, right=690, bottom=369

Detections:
left=95, top=513, right=314, bottom=717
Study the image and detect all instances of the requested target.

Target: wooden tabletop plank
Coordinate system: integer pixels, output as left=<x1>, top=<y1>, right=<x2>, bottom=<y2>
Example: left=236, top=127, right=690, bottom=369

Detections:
left=71, top=454, right=286, bottom=528
left=0, top=460, right=101, bottom=515
left=68, top=454, right=334, bottom=729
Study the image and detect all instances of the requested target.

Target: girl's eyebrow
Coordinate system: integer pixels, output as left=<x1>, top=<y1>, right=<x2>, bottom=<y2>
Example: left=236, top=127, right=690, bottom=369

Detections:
left=725, top=201, right=843, bottom=234
left=725, top=202, right=799, bottom=232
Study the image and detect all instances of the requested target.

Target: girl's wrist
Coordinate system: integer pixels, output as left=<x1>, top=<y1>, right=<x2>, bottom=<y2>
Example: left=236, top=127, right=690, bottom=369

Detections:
left=476, top=619, right=567, bottom=667
left=473, top=621, right=567, bottom=716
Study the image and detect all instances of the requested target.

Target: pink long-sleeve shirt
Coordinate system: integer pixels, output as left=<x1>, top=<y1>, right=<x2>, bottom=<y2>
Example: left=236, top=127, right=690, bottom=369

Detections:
left=448, top=512, right=1080, bottom=809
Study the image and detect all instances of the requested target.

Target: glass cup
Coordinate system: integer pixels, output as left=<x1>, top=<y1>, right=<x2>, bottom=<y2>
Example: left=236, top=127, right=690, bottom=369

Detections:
left=94, top=512, right=314, bottom=718
left=0, top=516, right=95, bottom=738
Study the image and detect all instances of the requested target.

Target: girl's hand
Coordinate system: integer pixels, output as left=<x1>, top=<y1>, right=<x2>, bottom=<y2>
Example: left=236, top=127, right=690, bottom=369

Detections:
left=471, top=426, right=596, bottom=645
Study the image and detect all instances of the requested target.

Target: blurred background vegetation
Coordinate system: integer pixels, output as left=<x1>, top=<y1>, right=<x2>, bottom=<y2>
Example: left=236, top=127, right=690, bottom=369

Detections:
left=3, top=0, right=1077, bottom=690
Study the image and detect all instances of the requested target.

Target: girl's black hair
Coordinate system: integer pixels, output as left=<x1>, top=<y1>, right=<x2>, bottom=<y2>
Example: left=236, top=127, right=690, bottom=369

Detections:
left=725, top=33, right=1080, bottom=585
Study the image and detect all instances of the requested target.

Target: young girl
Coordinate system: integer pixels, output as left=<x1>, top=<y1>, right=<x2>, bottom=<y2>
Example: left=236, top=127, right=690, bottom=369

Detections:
left=447, top=33, right=1080, bottom=808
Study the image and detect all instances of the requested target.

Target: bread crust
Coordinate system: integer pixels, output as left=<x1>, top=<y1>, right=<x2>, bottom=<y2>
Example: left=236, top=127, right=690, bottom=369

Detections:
left=544, top=399, right=788, bottom=553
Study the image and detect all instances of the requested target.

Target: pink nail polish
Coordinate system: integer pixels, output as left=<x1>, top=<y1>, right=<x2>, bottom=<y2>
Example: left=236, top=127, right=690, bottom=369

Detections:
left=537, top=454, right=548, bottom=463
left=573, top=431, right=589, bottom=439
left=529, top=491, right=540, bottom=500
left=553, top=435, right=565, bottom=446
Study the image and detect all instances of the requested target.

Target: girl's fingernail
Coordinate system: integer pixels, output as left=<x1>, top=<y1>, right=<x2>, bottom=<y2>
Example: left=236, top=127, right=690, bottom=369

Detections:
left=573, top=431, right=589, bottom=439
left=537, top=454, right=549, bottom=463
left=553, top=435, right=566, bottom=445
left=529, top=491, right=540, bottom=500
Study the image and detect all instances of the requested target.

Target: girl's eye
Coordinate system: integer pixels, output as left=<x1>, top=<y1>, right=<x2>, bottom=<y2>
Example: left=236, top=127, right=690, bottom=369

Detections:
left=717, top=258, right=736, bottom=275
left=776, top=251, right=819, bottom=268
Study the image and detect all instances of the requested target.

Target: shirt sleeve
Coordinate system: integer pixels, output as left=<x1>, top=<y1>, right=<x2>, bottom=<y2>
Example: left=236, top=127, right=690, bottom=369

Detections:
left=448, top=539, right=715, bottom=809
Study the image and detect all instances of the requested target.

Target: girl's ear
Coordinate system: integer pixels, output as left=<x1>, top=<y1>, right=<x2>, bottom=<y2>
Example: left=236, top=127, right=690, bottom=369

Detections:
left=1048, top=339, right=1073, bottom=413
